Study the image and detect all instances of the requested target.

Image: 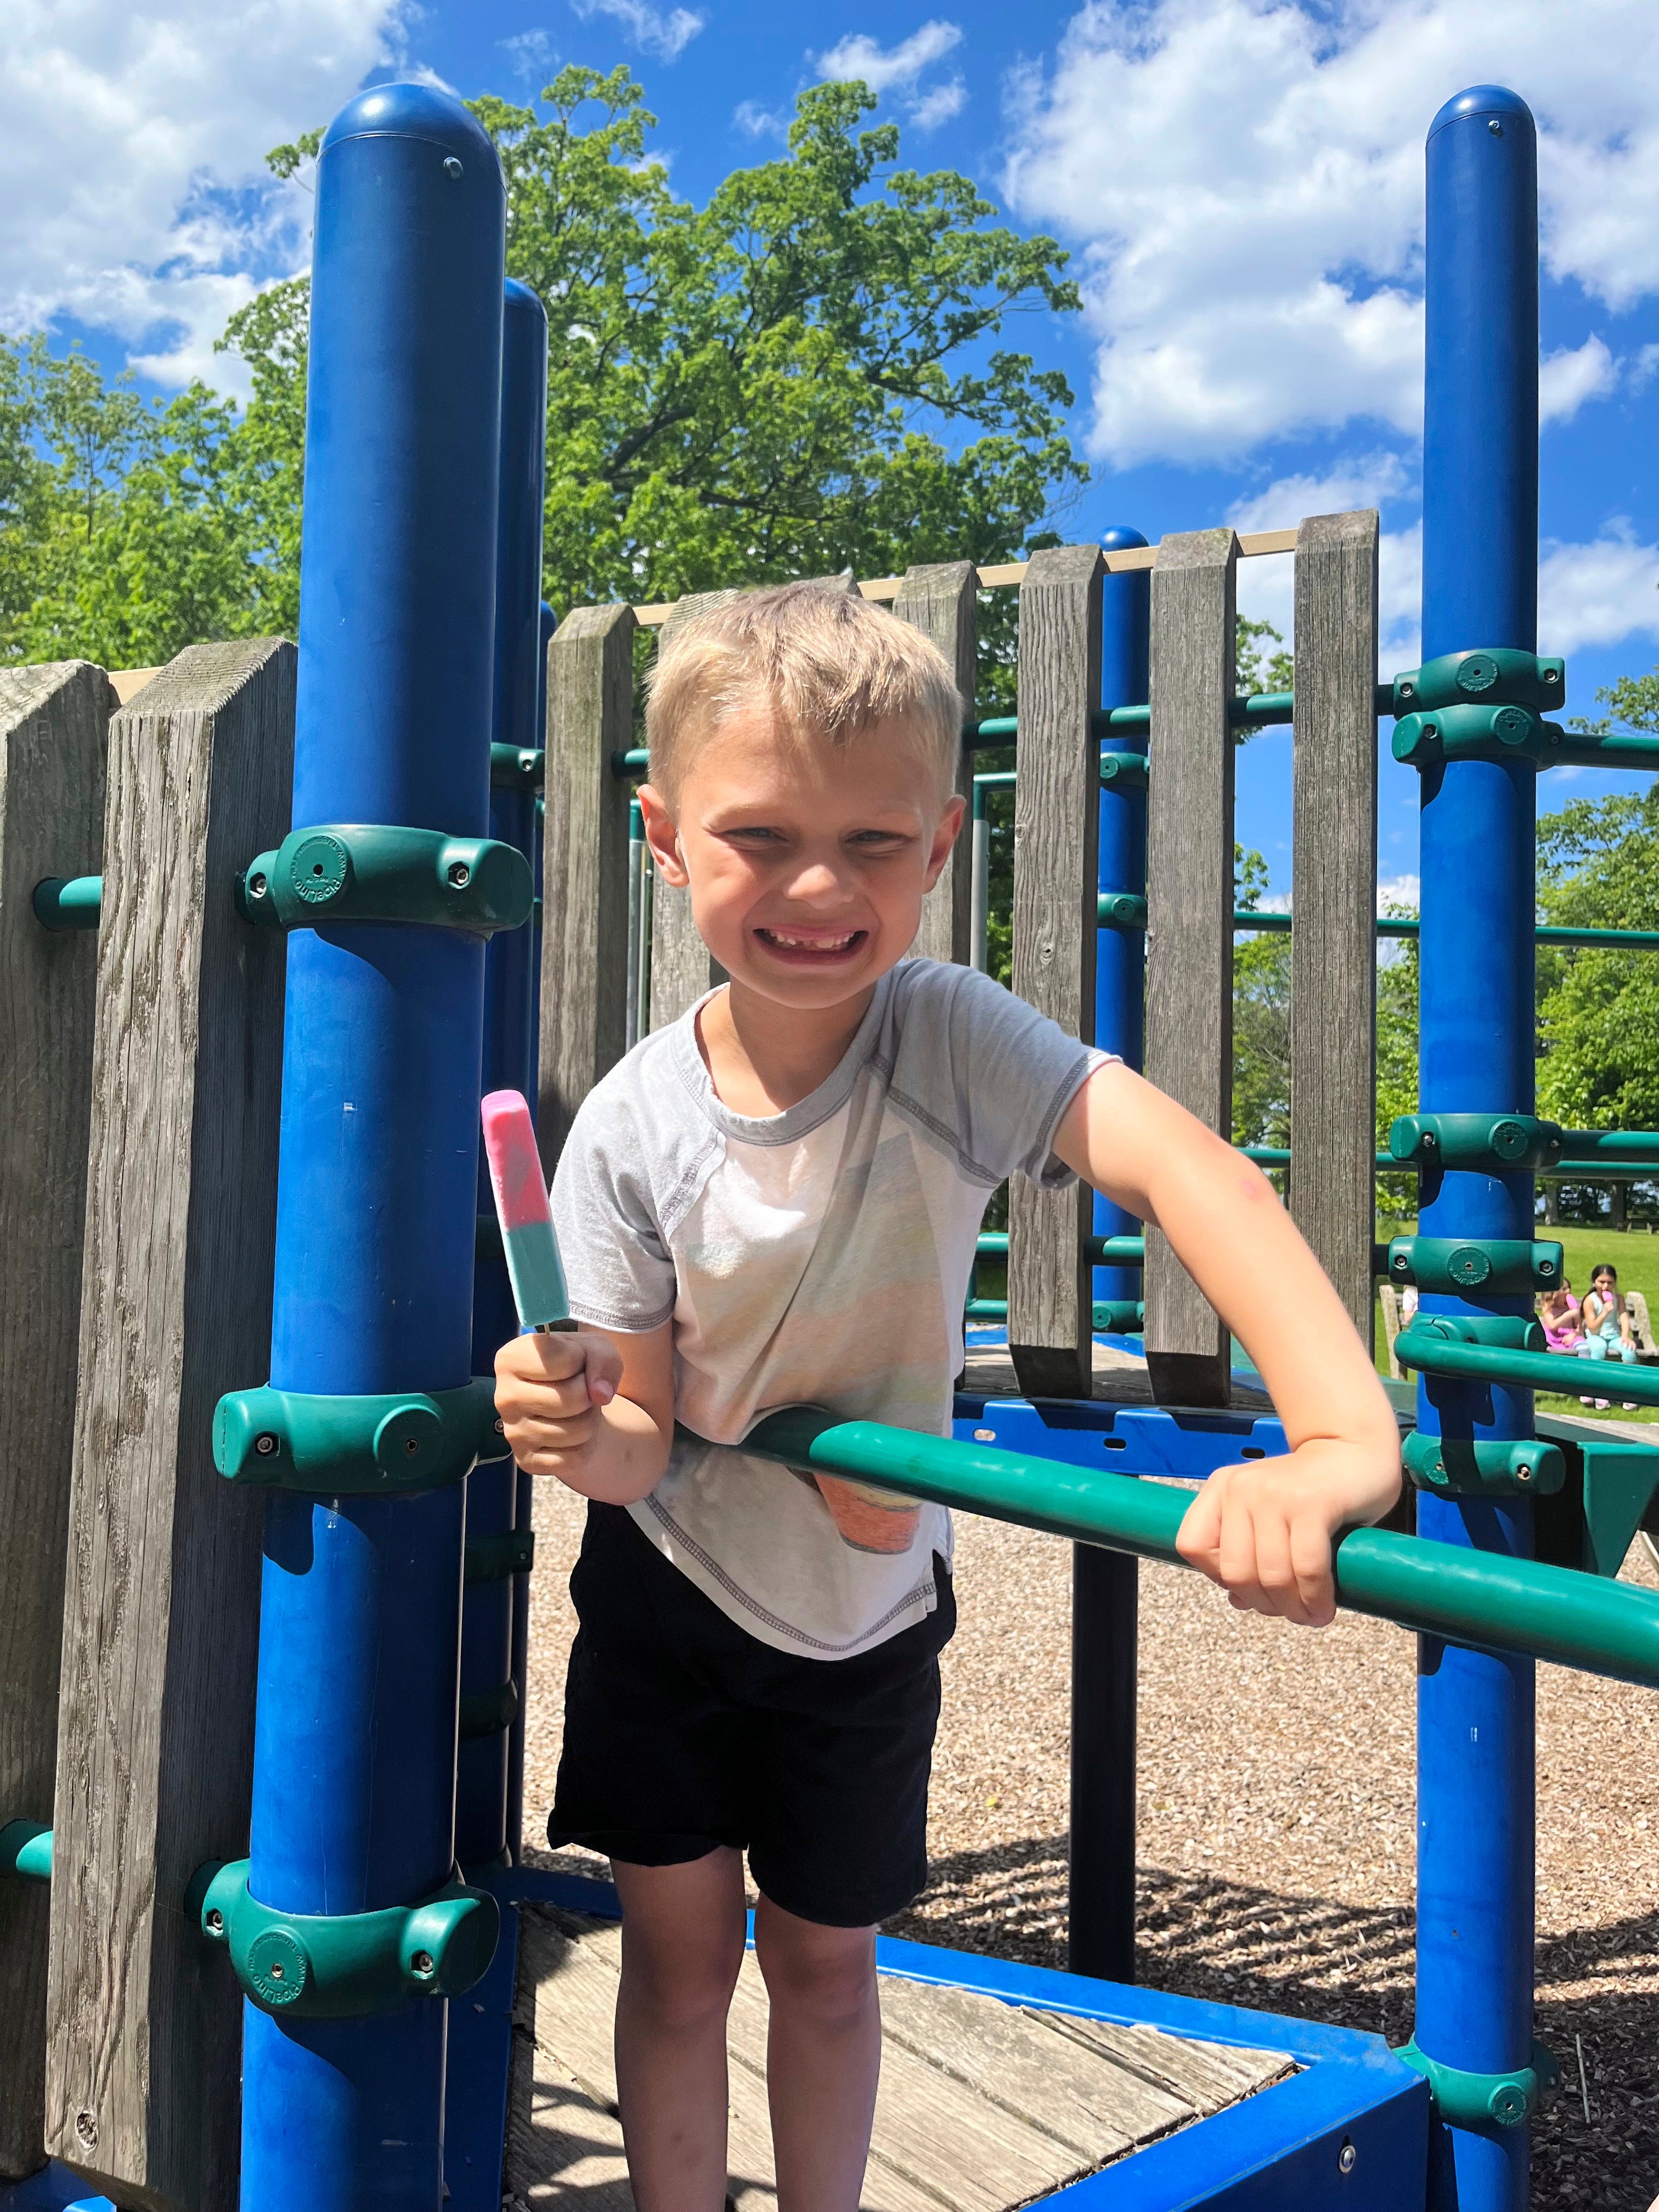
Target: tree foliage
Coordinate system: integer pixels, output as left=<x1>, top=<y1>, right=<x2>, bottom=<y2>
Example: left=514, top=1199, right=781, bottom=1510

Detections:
left=1, top=71, right=1083, bottom=669
left=1535, top=781, right=1659, bottom=1129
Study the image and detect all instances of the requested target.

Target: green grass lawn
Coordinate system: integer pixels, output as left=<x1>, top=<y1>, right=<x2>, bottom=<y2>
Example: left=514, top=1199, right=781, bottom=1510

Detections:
left=1377, top=1218, right=1659, bottom=1424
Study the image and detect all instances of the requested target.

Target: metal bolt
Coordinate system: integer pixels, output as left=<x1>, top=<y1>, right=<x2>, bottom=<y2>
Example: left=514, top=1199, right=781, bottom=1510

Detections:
left=76, top=2112, right=97, bottom=2150
left=255, top=1432, right=279, bottom=1456
left=1424, top=723, right=1438, bottom=738
left=404, top=1435, right=420, bottom=1455
left=448, top=861, right=471, bottom=888
left=1488, top=118, right=1503, bottom=136
left=1516, top=1462, right=1533, bottom=1483
left=443, top=156, right=464, bottom=179
left=1339, top=2139, right=1357, bottom=2174
left=411, top=1949, right=436, bottom=1975
left=1400, top=682, right=1414, bottom=697
left=495, top=1417, right=506, bottom=1434
left=206, top=1907, right=224, bottom=1933
left=249, top=872, right=268, bottom=897
left=269, top=1960, right=284, bottom=1979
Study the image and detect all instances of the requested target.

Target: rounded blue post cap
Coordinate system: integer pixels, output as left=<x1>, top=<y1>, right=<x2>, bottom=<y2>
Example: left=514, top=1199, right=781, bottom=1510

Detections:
left=1427, top=85, right=1534, bottom=142
left=321, top=81, right=498, bottom=163
left=504, top=276, right=548, bottom=332
left=1101, top=526, right=1149, bottom=552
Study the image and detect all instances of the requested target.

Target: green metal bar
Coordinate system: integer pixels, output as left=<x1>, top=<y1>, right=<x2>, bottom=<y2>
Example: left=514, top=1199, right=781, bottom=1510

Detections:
left=1558, top=1130, right=1659, bottom=1160
left=974, top=1232, right=1145, bottom=1266
left=1396, top=1323, right=1659, bottom=1410
left=1543, top=736, right=1659, bottom=774
left=963, top=1299, right=1144, bottom=1332
left=32, top=875, right=102, bottom=931
left=742, top=1411, right=1659, bottom=1690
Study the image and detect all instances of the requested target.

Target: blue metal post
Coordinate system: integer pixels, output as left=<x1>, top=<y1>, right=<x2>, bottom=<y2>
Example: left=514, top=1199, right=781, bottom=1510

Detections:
left=1093, top=526, right=1150, bottom=1310
left=1414, top=86, right=1539, bottom=2212
left=1069, top=527, right=1150, bottom=1984
left=241, top=84, right=505, bottom=2211
left=459, top=279, right=549, bottom=1874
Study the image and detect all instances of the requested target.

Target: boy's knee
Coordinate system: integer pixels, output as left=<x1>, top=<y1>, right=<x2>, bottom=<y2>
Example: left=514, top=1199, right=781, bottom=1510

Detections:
left=620, top=1920, right=744, bottom=2029
left=754, top=1914, right=876, bottom=2027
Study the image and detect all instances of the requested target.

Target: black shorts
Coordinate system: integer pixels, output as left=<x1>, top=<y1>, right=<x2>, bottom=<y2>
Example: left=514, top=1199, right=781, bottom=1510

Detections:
left=547, top=1502, right=955, bottom=1927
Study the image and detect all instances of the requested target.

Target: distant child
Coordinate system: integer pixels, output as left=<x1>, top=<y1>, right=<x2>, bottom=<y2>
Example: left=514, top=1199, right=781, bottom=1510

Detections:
left=1538, top=1277, right=1582, bottom=1353
left=494, top=583, right=1401, bottom=2212
left=1577, top=1260, right=1639, bottom=1409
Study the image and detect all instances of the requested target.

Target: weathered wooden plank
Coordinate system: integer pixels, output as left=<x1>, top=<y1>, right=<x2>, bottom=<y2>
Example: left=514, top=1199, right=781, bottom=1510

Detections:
left=1144, top=528, right=1238, bottom=1407
left=45, top=639, right=295, bottom=2212
left=648, top=589, right=735, bottom=1031
left=539, top=603, right=636, bottom=1167
left=1009, top=546, right=1103, bottom=1401
left=1039, top=2009, right=1294, bottom=2114
left=875, top=1973, right=1184, bottom=2158
left=891, top=562, right=975, bottom=969
left=1289, top=510, right=1380, bottom=1341
left=0, top=662, right=111, bottom=2182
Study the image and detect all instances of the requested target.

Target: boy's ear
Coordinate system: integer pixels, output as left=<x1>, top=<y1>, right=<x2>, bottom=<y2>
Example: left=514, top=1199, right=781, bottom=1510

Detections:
left=922, top=793, right=967, bottom=891
left=637, top=783, right=692, bottom=889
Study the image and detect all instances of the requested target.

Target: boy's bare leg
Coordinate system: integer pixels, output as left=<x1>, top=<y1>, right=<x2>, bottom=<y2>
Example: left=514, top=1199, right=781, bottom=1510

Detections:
left=754, top=1894, right=881, bottom=2212
left=612, top=1848, right=748, bottom=2212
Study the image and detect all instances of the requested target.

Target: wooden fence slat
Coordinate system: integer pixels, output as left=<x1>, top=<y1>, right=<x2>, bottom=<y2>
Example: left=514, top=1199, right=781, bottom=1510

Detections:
left=539, top=603, right=636, bottom=1166
left=1008, top=545, right=1104, bottom=1401
left=46, top=639, right=295, bottom=2212
left=1289, top=510, right=1380, bottom=1340
left=1144, top=529, right=1238, bottom=1407
left=0, top=662, right=111, bottom=2181
left=892, top=562, right=975, bottom=968
left=648, top=590, right=735, bottom=1030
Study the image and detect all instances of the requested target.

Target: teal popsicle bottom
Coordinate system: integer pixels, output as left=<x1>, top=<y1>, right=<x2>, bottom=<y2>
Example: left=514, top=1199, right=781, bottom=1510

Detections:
left=503, top=1219, right=570, bottom=1331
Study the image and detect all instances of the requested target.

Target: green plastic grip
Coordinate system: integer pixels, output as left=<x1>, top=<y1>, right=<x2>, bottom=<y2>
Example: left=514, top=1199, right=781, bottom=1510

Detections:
left=215, top=1379, right=509, bottom=1496
left=740, top=1409, right=1659, bottom=1690
left=0, top=1820, right=52, bottom=1883
left=1098, top=753, right=1148, bottom=792
left=1392, top=703, right=1564, bottom=769
left=489, top=742, right=544, bottom=790
left=1389, top=1112, right=1564, bottom=1173
left=1396, top=2038, right=1557, bottom=2131
left=1386, top=1235, right=1562, bottom=1296
left=1097, top=891, right=1148, bottom=929
left=1402, top=1429, right=1564, bottom=1498
left=191, top=1859, right=498, bottom=2019
left=240, top=825, right=533, bottom=936
left=1388, top=649, right=1565, bottom=717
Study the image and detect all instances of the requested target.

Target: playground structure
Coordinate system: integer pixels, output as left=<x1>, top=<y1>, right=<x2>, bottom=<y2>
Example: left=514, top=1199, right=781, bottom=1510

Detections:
left=3, top=69, right=1659, bottom=2212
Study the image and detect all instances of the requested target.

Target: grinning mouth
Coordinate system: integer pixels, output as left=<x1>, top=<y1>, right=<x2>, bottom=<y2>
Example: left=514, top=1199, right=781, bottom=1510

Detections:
left=753, top=926, right=867, bottom=956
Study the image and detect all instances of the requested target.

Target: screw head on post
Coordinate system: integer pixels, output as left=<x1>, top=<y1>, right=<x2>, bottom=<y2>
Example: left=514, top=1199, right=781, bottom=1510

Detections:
left=443, top=156, right=464, bottom=179
left=1338, top=2139, right=1357, bottom=2175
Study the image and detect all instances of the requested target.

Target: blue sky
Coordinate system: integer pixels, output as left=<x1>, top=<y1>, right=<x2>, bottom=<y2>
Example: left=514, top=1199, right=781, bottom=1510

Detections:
left=5, top=0, right=1659, bottom=893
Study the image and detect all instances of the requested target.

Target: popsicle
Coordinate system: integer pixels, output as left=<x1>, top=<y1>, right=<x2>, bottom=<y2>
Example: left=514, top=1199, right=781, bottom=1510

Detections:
left=480, top=1089, right=575, bottom=1333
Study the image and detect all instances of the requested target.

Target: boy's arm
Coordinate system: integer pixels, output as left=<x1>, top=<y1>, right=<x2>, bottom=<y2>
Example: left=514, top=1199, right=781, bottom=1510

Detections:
left=494, top=1321, right=675, bottom=1504
left=1053, top=1061, right=1401, bottom=1628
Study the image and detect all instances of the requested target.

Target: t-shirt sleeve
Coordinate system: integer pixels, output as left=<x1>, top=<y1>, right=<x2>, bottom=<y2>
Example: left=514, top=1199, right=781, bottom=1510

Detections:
left=550, top=1089, right=679, bottom=1333
left=886, top=961, right=1115, bottom=1189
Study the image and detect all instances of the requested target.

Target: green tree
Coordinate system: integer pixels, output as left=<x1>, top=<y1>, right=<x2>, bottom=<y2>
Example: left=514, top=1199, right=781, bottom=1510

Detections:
left=1232, top=848, right=1290, bottom=1150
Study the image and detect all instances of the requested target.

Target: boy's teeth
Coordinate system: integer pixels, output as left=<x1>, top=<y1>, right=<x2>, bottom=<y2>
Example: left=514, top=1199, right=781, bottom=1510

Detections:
left=766, top=929, right=856, bottom=949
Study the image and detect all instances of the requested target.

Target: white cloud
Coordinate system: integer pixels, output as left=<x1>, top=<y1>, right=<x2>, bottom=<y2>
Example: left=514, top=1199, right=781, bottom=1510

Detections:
left=0, top=2, right=409, bottom=388
left=1003, top=0, right=1659, bottom=466
left=1539, top=335, right=1617, bottom=424
left=1538, top=528, right=1659, bottom=654
left=732, top=99, right=788, bottom=139
left=1227, top=458, right=1421, bottom=668
left=815, top=22, right=961, bottom=94
left=814, top=22, right=966, bottom=129
left=500, top=28, right=558, bottom=82
left=570, top=0, right=706, bottom=63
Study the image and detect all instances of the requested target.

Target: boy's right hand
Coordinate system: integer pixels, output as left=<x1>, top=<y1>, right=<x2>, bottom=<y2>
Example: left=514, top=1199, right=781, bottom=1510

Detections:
left=494, top=1330, right=621, bottom=1477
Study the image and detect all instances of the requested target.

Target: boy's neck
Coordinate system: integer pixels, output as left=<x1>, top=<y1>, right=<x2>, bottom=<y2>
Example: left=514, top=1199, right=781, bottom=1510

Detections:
left=696, top=978, right=877, bottom=1116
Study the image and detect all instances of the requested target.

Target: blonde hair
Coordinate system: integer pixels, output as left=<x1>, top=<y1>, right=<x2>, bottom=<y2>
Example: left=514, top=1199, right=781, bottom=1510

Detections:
left=645, top=581, right=963, bottom=804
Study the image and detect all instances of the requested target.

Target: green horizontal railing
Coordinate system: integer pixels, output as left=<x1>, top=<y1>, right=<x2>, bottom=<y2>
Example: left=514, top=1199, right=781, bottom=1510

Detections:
left=742, top=1409, right=1659, bottom=1691
left=1090, top=899, right=1659, bottom=955
left=974, top=1233, right=1144, bottom=1266
left=1397, top=1323, right=1659, bottom=1410
left=964, top=1299, right=1144, bottom=1331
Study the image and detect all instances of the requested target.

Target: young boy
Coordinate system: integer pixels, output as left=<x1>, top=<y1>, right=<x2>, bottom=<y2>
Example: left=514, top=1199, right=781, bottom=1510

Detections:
left=494, top=582, right=1401, bottom=2212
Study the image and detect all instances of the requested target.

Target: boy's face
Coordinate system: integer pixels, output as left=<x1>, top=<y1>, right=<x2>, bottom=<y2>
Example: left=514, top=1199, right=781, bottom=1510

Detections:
left=639, top=703, right=965, bottom=1012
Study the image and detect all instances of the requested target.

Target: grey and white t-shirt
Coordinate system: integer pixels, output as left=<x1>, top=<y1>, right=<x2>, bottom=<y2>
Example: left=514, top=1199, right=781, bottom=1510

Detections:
left=551, top=958, right=1110, bottom=1659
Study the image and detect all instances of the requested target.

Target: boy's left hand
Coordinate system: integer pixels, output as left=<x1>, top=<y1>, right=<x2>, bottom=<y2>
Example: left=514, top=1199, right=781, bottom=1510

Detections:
left=1175, top=1438, right=1402, bottom=1627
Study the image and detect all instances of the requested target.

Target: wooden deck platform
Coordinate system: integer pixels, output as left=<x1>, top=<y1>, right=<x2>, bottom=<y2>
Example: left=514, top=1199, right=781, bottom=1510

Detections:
left=959, top=1340, right=1273, bottom=1413
left=504, top=1907, right=1294, bottom=2210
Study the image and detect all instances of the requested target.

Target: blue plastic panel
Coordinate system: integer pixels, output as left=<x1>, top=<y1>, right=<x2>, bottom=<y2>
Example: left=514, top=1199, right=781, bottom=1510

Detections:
left=954, top=1396, right=1289, bottom=1480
